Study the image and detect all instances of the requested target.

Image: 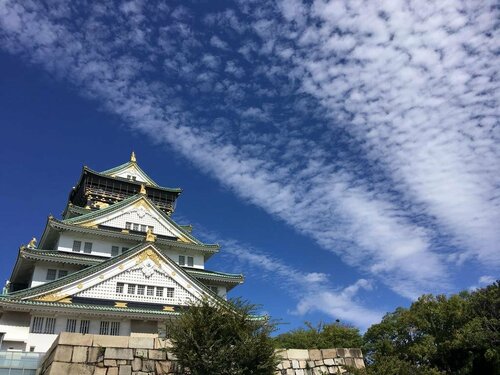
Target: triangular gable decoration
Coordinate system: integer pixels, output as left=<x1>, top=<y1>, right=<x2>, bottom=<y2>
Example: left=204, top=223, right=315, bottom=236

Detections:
left=29, top=245, right=215, bottom=306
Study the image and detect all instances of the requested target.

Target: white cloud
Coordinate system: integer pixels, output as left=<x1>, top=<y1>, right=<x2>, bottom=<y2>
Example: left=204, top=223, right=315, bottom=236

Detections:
left=0, top=0, right=496, bottom=305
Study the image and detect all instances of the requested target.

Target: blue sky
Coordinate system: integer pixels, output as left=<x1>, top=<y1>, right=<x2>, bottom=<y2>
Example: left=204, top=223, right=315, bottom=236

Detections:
left=0, top=0, right=498, bottom=333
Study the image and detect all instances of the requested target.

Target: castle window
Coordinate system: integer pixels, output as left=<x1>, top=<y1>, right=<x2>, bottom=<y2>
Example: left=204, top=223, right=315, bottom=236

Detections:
left=166, top=288, right=174, bottom=298
left=79, top=320, right=90, bottom=334
left=128, top=284, right=136, bottom=294
left=83, top=242, right=93, bottom=254
left=116, top=283, right=124, bottom=294
left=66, top=319, right=77, bottom=333
left=58, top=270, right=68, bottom=278
left=125, top=222, right=131, bottom=230
left=137, top=285, right=145, bottom=295
left=178, top=256, right=185, bottom=266
left=187, top=257, right=194, bottom=267
left=133, top=223, right=139, bottom=231
left=99, top=321, right=110, bottom=335
left=43, top=318, right=56, bottom=334
left=31, top=317, right=45, bottom=333
left=111, top=246, right=119, bottom=256
left=46, top=269, right=57, bottom=281
left=110, top=322, right=120, bottom=336
left=156, top=287, right=163, bottom=297
left=72, top=240, right=82, bottom=252
left=147, top=286, right=154, bottom=296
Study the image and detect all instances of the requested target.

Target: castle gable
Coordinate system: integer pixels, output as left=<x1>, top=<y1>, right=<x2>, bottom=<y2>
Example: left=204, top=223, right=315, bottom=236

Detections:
left=22, top=244, right=215, bottom=307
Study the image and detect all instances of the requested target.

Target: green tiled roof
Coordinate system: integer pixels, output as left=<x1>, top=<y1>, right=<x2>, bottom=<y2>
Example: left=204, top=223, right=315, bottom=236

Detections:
left=46, top=219, right=220, bottom=254
left=86, top=166, right=182, bottom=193
left=19, top=247, right=242, bottom=284
left=62, top=194, right=203, bottom=245
left=20, top=247, right=105, bottom=266
left=7, top=242, right=231, bottom=307
left=0, top=298, right=180, bottom=317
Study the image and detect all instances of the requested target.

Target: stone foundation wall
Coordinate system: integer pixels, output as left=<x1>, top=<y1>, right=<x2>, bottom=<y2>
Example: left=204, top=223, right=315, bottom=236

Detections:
left=38, top=333, right=365, bottom=375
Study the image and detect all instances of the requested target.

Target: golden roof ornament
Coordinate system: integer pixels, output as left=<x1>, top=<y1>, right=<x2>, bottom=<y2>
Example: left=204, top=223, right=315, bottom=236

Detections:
left=145, top=228, right=156, bottom=243
left=139, top=184, right=147, bottom=195
left=130, top=151, right=137, bottom=163
left=27, top=237, right=37, bottom=249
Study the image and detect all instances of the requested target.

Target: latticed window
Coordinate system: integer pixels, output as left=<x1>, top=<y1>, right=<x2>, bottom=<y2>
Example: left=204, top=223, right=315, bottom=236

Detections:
left=187, top=256, right=194, bottom=267
left=178, top=255, right=185, bottom=266
left=140, top=225, right=147, bottom=232
left=147, top=286, right=154, bottom=296
left=66, top=319, right=77, bottom=333
left=84, top=242, right=93, bottom=254
left=156, top=287, right=163, bottom=297
left=46, top=269, right=57, bottom=280
left=110, top=322, right=120, bottom=336
left=128, top=284, right=136, bottom=294
left=100, top=321, right=110, bottom=335
left=125, top=222, right=131, bottom=230
left=79, top=320, right=90, bottom=334
left=133, top=223, right=139, bottom=231
left=111, top=246, right=119, bottom=256
left=31, top=317, right=45, bottom=333
left=44, top=318, right=56, bottom=334
left=72, top=240, right=82, bottom=252
left=166, top=288, right=174, bottom=298
left=116, top=283, right=124, bottom=294
left=137, top=285, right=145, bottom=295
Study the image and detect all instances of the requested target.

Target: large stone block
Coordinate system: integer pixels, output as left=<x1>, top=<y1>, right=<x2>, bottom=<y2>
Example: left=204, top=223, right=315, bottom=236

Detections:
left=128, top=337, right=154, bottom=349
left=68, top=364, right=94, bottom=375
left=58, top=332, right=94, bottom=346
left=287, top=349, right=309, bottom=360
left=323, top=358, right=335, bottom=366
left=94, top=335, right=129, bottom=348
left=131, top=357, right=142, bottom=371
left=119, top=365, right=132, bottom=375
left=155, top=361, right=172, bottom=373
left=104, top=348, right=134, bottom=360
left=93, top=367, right=107, bottom=375
left=72, top=346, right=88, bottom=363
left=148, top=349, right=166, bottom=360
left=46, top=362, right=71, bottom=375
left=354, top=358, right=365, bottom=368
left=321, top=349, right=337, bottom=359
left=107, top=368, right=118, bottom=375
left=104, top=360, right=117, bottom=367
left=275, top=349, right=288, bottom=360
left=53, top=346, right=73, bottom=362
left=308, top=349, right=322, bottom=361
left=88, top=347, right=101, bottom=363
left=142, top=359, right=155, bottom=372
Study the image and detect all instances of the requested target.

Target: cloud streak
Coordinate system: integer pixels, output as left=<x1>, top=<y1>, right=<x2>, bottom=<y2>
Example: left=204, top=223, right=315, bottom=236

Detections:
left=0, top=0, right=497, bottom=304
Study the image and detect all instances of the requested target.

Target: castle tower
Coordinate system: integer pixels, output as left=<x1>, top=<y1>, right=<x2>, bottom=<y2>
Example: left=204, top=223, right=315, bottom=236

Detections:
left=0, top=153, right=243, bottom=353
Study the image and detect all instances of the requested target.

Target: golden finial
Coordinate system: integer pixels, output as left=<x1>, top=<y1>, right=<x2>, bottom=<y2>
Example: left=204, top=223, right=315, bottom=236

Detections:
left=130, top=151, right=137, bottom=163
left=145, top=228, right=156, bottom=243
left=139, top=184, right=147, bottom=195
left=27, top=237, right=37, bottom=249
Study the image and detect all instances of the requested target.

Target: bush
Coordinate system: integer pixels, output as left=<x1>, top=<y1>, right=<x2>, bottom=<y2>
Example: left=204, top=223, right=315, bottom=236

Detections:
left=166, top=298, right=278, bottom=375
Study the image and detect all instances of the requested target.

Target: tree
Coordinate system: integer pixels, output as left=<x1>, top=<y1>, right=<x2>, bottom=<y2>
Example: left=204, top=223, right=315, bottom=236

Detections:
left=166, top=298, right=278, bottom=375
left=273, top=321, right=363, bottom=349
left=363, top=281, right=499, bottom=375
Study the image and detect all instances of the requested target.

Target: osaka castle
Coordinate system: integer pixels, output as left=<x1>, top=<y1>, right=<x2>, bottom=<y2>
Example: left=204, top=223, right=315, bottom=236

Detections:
left=0, top=153, right=244, bottom=353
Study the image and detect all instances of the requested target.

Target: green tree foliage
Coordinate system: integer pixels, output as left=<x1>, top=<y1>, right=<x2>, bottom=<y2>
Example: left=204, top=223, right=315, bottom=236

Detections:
left=166, top=298, right=278, bottom=375
left=273, top=321, right=363, bottom=349
left=363, top=281, right=499, bottom=375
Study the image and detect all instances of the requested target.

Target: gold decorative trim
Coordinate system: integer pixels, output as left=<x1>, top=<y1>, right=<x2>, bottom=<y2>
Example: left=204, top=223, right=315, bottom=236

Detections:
left=77, top=283, right=83, bottom=289
left=35, top=292, right=69, bottom=302
left=119, top=265, right=124, bottom=270
left=59, top=298, right=73, bottom=304
left=115, top=302, right=128, bottom=308
left=145, top=228, right=156, bottom=242
left=140, top=184, right=147, bottom=194
left=171, top=271, right=176, bottom=277
left=99, top=275, right=105, bottom=280
left=130, top=151, right=137, bottom=163
left=134, top=248, right=162, bottom=267
left=163, top=306, right=174, bottom=312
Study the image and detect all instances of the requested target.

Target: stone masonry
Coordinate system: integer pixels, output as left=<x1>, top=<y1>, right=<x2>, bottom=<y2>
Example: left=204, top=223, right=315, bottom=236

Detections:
left=38, top=333, right=365, bottom=375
